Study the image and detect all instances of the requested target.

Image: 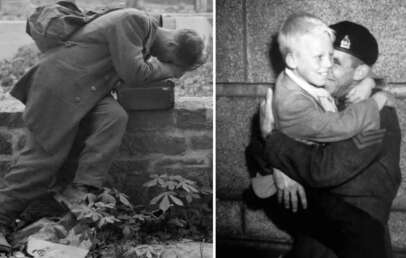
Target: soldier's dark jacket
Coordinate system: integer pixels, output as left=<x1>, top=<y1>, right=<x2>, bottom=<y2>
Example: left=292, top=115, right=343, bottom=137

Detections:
left=250, top=106, right=401, bottom=225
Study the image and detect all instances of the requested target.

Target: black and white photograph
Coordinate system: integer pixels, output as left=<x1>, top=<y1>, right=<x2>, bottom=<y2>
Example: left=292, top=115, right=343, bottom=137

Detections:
left=0, top=0, right=213, bottom=257
left=216, top=1, right=406, bottom=257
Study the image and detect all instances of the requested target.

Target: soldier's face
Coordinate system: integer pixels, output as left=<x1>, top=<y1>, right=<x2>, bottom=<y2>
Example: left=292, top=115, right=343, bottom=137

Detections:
left=325, top=50, right=357, bottom=98
left=156, top=42, right=185, bottom=67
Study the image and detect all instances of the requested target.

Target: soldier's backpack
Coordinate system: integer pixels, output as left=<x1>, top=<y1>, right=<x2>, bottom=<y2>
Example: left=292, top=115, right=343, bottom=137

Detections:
left=26, top=1, right=118, bottom=52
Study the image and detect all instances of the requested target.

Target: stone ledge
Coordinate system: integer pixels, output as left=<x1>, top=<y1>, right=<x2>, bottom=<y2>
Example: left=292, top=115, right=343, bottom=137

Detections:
left=217, top=199, right=406, bottom=251
left=0, top=97, right=213, bottom=132
left=216, top=83, right=406, bottom=98
left=217, top=238, right=406, bottom=258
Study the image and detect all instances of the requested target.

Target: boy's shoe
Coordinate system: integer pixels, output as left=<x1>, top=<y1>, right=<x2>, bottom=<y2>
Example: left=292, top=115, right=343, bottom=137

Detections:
left=251, top=173, right=277, bottom=199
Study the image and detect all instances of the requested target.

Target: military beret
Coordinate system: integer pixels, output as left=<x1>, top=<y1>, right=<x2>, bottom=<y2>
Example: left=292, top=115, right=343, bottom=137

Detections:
left=330, top=21, right=379, bottom=66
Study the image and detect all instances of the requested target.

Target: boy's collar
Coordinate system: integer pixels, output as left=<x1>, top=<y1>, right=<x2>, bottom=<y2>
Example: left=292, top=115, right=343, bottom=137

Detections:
left=285, top=68, right=332, bottom=98
left=285, top=68, right=337, bottom=112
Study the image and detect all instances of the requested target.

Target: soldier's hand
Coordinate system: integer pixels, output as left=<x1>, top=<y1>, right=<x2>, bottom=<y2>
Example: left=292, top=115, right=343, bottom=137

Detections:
left=372, top=91, right=389, bottom=110
left=347, top=77, right=375, bottom=103
left=259, top=88, right=275, bottom=139
left=385, top=92, right=396, bottom=107
left=273, top=168, right=307, bottom=212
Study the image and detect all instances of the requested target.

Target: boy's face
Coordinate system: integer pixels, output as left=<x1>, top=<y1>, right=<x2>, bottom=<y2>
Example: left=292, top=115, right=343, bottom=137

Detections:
left=291, top=32, right=333, bottom=87
left=325, top=50, right=357, bottom=97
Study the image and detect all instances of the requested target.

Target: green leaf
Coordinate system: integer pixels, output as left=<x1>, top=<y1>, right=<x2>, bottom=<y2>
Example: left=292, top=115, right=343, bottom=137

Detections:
left=84, top=193, right=97, bottom=205
left=191, top=193, right=201, bottom=199
left=122, top=225, right=132, bottom=237
left=169, top=218, right=187, bottom=227
left=150, top=192, right=166, bottom=205
left=157, top=178, right=165, bottom=187
left=185, top=195, right=193, bottom=203
left=187, top=185, right=199, bottom=193
left=169, top=195, right=184, bottom=206
left=98, top=191, right=117, bottom=206
left=119, top=193, right=133, bottom=208
left=143, top=179, right=158, bottom=187
left=159, top=195, right=171, bottom=212
left=94, top=201, right=115, bottom=209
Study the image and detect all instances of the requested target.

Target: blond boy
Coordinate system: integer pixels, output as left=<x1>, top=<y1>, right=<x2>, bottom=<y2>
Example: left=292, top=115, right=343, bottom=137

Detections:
left=273, top=13, right=388, bottom=142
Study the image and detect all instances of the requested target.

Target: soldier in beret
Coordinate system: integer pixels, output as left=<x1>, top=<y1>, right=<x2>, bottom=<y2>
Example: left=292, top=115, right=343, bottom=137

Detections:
left=249, top=20, right=400, bottom=258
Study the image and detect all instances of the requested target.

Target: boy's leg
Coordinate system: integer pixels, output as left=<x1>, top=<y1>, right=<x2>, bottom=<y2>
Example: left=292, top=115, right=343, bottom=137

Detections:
left=384, top=225, right=394, bottom=258
left=0, top=127, right=77, bottom=231
left=71, top=96, right=128, bottom=189
left=305, top=190, right=386, bottom=258
left=264, top=190, right=386, bottom=258
left=286, top=234, right=336, bottom=258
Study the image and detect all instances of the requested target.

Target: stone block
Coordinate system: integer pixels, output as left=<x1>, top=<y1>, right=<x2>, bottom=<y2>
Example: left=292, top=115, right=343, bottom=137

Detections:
left=0, top=131, right=13, bottom=155
left=109, top=172, right=152, bottom=207
left=177, top=60, right=213, bottom=97
left=190, top=134, right=213, bottom=150
left=395, top=99, right=406, bottom=203
left=176, top=108, right=211, bottom=130
left=0, top=112, right=24, bottom=128
left=216, top=0, right=245, bottom=82
left=216, top=200, right=244, bottom=237
left=154, top=154, right=210, bottom=168
left=216, top=96, right=260, bottom=199
left=394, top=253, right=406, bottom=258
left=389, top=211, right=406, bottom=250
left=15, top=130, right=27, bottom=152
left=0, top=160, right=11, bottom=178
left=244, top=208, right=292, bottom=243
left=155, top=167, right=212, bottom=188
left=126, top=110, right=176, bottom=132
left=119, top=132, right=187, bottom=156
left=109, top=159, right=151, bottom=175
left=239, top=0, right=406, bottom=83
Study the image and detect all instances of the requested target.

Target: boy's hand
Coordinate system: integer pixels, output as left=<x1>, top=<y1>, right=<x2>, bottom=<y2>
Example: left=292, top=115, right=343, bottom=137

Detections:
left=259, top=88, right=275, bottom=139
left=273, top=168, right=307, bottom=213
left=346, top=77, right=375, bottom=103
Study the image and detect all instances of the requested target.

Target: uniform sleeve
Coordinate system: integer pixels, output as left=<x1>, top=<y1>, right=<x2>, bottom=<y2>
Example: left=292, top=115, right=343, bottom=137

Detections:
left=105, top=12, right=175, bottom=85
left=263, top=130, right=384, bottom=188
left=278, top=94, right=380, bottom=142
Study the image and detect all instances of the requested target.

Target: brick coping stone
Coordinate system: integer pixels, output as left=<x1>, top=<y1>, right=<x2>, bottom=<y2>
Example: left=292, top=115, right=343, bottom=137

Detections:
left=0, top=93, right=213, bottom=113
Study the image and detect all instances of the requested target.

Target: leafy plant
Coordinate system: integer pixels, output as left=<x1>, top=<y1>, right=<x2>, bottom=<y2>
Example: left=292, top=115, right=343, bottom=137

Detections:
left=70, top=188, right=134, bottom=229
left=143, top=174, right=203, bottom=213
left=62, top=175, right=211, bottom=257
left=124, top=244, right=162, bottom=258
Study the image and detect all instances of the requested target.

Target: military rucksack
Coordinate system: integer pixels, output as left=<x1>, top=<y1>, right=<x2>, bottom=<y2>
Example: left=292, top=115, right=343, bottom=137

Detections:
left=26, top=1, right=118, bottom=52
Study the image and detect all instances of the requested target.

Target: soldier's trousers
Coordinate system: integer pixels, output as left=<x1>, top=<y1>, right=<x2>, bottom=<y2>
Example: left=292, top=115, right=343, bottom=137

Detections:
left=0, top=96, right=128, bottom=228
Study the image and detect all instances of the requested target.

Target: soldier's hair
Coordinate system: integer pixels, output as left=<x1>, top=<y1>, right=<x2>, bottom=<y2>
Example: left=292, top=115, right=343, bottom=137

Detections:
left=350, top=54, right=364, bottom=68
left=278, top=13, right=335, bottom=58
left=174, top=29, right=205, bottom=68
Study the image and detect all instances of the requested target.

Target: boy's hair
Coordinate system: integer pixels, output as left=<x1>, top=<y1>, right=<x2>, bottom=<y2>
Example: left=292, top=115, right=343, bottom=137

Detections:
left=174, top=29, right=206, bottom=68
left=278, top=13, right=335, bottom=58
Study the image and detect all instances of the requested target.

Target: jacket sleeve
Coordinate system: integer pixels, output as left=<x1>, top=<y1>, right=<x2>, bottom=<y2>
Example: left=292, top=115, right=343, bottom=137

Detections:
left=263, top=130, right=384, bottom=188
left=278, top=93, right=380, bottom=142
left=105, top=12, right=175, bottom=85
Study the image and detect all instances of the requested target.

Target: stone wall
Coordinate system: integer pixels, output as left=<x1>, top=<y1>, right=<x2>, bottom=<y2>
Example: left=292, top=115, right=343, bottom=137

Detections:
left=0, top=97, right=212, bottom=206
left=216, top=0, right=406, bottom=256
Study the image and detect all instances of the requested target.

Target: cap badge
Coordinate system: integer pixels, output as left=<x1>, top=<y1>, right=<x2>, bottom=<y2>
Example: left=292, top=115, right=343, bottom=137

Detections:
left=340, top=35, right=351, bottom=49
